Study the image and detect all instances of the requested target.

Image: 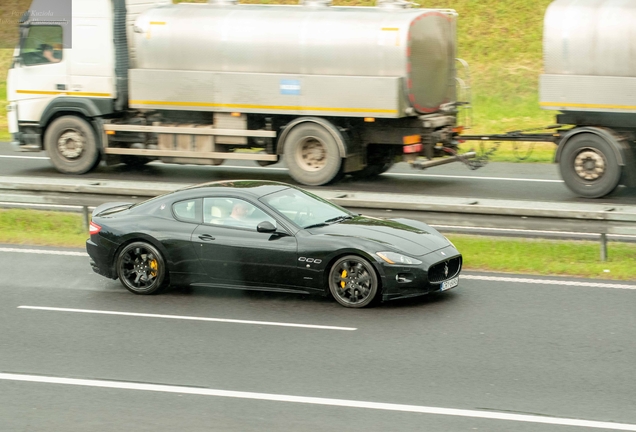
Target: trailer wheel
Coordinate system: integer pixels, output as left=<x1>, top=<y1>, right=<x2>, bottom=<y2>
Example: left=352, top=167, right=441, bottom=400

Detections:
left=283, top=123, right=343, bottom=186
left=45, top=116, right=100, bottom=174
left=559, top=133, right=621, bottom=198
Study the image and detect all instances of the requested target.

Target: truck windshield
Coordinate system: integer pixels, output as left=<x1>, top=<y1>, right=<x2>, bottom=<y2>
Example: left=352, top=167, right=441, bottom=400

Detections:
left=20, top=25, right=63, bottom=66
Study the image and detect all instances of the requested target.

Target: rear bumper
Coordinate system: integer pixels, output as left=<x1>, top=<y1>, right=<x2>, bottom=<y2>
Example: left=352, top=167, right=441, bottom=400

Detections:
left=86, top=238, right=117, bottom=279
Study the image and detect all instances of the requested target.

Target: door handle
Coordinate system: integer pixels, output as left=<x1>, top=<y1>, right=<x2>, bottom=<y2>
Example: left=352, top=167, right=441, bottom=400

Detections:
left=198, top=234, right=215, bottom=241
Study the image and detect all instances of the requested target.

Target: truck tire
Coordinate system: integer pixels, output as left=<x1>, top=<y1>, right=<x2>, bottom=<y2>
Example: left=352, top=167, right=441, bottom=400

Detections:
left=121, top=156, right=152, bottom=167
left=350, top=145, right=397, bottom=179
left=283, top=122, right=343, bottom=186
left=45, top=116, right=100, bottom=174
left=559, top=133, right=621, bottom=198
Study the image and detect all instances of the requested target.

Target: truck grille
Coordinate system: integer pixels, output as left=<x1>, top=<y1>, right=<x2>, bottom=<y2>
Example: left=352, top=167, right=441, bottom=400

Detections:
left=428, top=256, right=462, bottom=283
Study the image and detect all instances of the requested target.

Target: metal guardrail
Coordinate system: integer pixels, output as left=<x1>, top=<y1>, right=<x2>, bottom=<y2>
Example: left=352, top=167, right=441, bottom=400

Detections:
left=2, top=176, right=636, bottom=261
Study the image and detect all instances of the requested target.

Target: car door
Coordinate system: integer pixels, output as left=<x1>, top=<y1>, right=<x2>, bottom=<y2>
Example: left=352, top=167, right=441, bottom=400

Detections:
left=191, top=197, right=299, bottom=289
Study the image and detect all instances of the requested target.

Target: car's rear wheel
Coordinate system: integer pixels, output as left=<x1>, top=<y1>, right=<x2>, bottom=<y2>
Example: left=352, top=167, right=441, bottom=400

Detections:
left=116, top=242, right=167, bottom=295
left=328, top=255, right=379, bottom=308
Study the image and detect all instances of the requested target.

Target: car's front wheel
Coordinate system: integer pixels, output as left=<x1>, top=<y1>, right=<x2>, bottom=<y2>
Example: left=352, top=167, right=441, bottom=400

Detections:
left=116, top=241, right=167, bottom=295
left=328, top=255, right=379, bottom=308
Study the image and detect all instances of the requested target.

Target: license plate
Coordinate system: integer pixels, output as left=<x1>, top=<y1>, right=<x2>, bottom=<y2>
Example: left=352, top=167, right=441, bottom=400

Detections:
left=440, top=276, right=458, bottom=291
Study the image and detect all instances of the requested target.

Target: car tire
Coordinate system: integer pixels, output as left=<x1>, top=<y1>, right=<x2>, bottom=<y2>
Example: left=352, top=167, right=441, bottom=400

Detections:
left=45, top=115, right=101, bottom=174
left=116, top=241, right=168, bottom=295
left=559, top=133, right=622, bottom=198
left=328, top=255, right=379, bottom=308
left=283, top=122, right=343, bottom=186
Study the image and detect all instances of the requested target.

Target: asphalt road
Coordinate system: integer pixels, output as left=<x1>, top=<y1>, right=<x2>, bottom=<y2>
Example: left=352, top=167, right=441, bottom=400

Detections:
left=4, top=142, right=636, bottom=205
left=1, top=246, right=635, bottom=431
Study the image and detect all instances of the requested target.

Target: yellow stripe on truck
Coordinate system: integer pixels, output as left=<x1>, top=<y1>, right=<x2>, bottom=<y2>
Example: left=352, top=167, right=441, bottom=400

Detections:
left=17, top=90, right=111, bottom=97
left=129, top=100, right=398, bottom=114
left=540, top=101, right=636, bottom=111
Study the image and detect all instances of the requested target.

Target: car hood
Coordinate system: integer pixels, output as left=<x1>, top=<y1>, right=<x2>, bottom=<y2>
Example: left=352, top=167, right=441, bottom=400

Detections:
left=309, top=216, right=450, bottom=256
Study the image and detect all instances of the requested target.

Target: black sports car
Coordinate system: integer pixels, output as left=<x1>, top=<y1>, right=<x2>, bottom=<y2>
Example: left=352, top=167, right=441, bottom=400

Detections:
left=87, top=180, right=461, bottom=308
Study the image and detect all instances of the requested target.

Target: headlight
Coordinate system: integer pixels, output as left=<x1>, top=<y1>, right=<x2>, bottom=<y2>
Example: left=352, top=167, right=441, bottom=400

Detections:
left=376, top=252, right=422, bottom=265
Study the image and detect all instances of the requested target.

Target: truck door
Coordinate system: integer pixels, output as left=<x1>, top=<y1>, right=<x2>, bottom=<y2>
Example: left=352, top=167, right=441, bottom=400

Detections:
left=68, top=17, right=114, bottom=98
left=10, top=24, right=69, bottom=122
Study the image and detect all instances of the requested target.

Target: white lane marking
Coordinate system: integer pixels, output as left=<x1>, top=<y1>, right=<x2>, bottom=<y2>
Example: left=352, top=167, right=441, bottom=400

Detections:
left=385, top=172, right=564, bottom=183
left=3, top=248, right=634, bottom=290
left=0, top=155, right=49, bottom=160
left=169, top=163, right=563, bottom=183
left=0, top=202, right=84, bottom=210
left=0, top=373, right=634, bottom=430
left=18, top=306, right=357, bottom=331
left=462, top=275, right=636, bottom=290
left=1, top=155, right=562, bottom=182
left=0, top=247, right=87, bottom=257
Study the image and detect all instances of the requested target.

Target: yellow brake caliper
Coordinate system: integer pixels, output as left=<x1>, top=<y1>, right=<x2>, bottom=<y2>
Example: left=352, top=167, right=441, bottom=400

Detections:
left=340, top=270, right=347, bottom=289
left=149, top=259, right=158, bottom=277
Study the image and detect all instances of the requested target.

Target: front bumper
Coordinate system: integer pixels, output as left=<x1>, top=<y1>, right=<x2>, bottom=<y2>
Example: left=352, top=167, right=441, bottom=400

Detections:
left=11, top=131, right=43, bottom=152
left=379, top=246, right=462, bottom=301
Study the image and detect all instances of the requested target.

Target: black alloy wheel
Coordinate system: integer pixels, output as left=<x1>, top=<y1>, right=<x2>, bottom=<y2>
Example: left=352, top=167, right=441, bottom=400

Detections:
left=328, top=255, right=379, bottom=308
left=116, top=242, right=167, bottom=295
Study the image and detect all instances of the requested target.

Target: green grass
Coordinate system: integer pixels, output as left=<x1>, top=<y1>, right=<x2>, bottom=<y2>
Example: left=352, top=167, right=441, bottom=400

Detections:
left=0, top=209, right=88, bottom=247
left=448, top=235, right=636, bottom=281
left=0, top=0, right=558, bottom=160
left=1, top=209, right=634, bottom=281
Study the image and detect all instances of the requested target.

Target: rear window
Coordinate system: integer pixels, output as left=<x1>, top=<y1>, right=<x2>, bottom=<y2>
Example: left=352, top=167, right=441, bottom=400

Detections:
left=172, top=199, right=201, bottom=223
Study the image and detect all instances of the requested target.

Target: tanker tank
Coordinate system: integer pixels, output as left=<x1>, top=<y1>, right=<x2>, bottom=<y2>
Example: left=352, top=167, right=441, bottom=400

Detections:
left=129, top=2, right=457, bottom=117
left=540, top=0, right=636, bottom=114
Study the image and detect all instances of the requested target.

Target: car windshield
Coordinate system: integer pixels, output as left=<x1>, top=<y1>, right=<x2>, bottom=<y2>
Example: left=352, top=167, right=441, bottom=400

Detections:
left=261, top=188, right=353, bottom=228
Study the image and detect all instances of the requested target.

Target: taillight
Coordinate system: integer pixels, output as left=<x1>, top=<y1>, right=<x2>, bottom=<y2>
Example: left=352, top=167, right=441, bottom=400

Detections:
left=89, top=221, right=102, bottom=235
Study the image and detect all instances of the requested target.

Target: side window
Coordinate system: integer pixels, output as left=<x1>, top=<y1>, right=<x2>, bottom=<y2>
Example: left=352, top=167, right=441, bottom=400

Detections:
left=203, top=197, right=275, bottom=231
left=172, top=199, right=201, bottom=223
left=21, top=25, right=63, bottom=66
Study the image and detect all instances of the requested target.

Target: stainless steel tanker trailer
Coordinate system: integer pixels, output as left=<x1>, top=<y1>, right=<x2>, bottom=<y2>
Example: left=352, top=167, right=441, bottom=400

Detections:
left=7, top=0, right=471, bottom=186
left=462, top=0, right=636, bottom=198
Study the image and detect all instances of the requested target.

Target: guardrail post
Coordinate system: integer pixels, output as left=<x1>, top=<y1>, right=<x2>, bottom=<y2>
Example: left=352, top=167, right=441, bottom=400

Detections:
left=82, top=206, right=89, bottom=232
left=600, top=233, right=608, bottom=262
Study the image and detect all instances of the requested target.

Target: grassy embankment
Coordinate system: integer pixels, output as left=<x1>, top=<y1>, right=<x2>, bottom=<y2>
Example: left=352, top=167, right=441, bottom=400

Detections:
left=1, top=0, right=555, bottom=160
left=2, top=208, right=635, bottom=281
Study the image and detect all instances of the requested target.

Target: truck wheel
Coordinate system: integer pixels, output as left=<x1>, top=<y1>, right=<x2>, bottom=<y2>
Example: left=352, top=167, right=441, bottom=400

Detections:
left=559, top=133, right=621, bottom=198
left=350, top=145, right=397, bottom=179
left=121, top=156, right=152, bottom=167
left=283, top=122, right=343, bottom=186
left=45, top=116, right=100, bottom=174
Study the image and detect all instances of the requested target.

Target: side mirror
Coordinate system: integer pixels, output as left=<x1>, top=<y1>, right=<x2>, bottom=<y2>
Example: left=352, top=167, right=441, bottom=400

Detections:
left=257, top=221, right=277, bottom=233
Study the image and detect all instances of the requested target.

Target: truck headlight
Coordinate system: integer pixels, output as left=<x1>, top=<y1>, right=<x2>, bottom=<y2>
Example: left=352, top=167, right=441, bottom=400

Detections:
left=376, top=252, right=422, bottom=265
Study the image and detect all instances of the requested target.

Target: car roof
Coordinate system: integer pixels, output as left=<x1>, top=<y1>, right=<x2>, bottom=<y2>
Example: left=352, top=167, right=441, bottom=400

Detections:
left=176, top=180, right=294, bottom=198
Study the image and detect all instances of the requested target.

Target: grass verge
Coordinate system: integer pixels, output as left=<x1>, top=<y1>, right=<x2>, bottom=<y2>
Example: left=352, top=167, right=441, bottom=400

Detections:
left=1, top=209, right=634, bottom=282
